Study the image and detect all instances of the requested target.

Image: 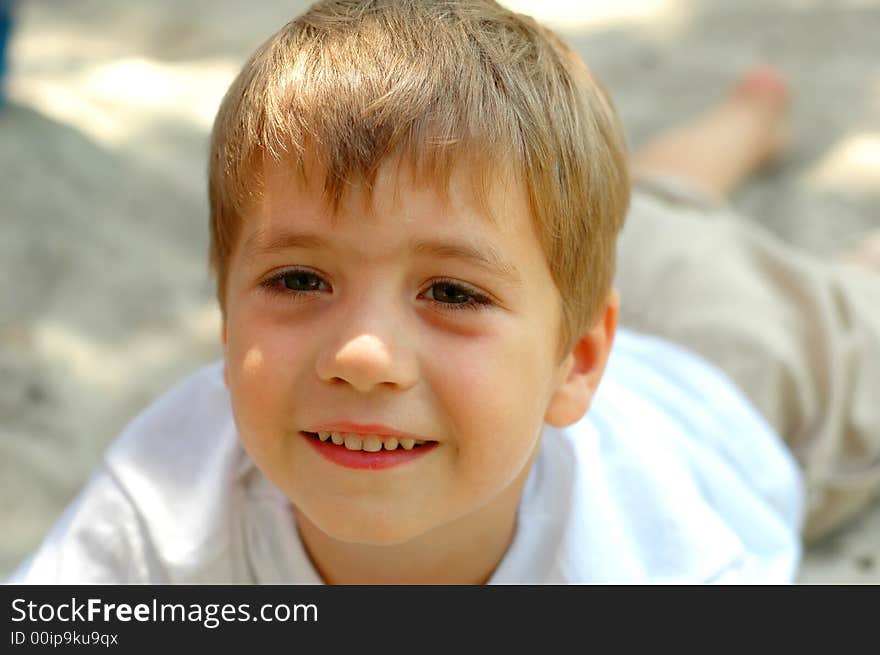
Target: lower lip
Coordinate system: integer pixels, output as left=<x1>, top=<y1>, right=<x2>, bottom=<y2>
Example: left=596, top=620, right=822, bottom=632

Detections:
left=301, top=432, right=437, bottom=470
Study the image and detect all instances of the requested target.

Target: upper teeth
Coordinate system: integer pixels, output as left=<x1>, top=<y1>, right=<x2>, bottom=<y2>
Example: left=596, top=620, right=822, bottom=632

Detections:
left=316, top=431, right=425, bottom=451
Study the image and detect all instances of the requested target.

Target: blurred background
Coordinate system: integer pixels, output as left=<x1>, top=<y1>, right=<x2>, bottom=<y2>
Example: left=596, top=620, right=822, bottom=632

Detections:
left=1, top=0, right=878, bottom=582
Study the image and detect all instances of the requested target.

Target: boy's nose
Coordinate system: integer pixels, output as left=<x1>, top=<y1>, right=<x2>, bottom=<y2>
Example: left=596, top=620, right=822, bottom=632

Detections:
left=316, top=331, right=418, bottom=394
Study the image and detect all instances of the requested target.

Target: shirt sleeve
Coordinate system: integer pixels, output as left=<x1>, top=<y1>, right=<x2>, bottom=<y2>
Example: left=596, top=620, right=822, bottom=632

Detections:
left=6, top=465, right=166, bottom=584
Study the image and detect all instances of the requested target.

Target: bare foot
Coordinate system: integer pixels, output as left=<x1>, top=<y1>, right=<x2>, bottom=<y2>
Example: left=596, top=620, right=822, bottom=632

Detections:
left=730, top=67, right=791, bottom=166
left=632, top=66, right=791, bottom=200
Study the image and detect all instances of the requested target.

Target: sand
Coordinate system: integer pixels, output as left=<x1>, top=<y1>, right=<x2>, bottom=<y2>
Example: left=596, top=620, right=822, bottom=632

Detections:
left=1, top=0, right=878, bottom=582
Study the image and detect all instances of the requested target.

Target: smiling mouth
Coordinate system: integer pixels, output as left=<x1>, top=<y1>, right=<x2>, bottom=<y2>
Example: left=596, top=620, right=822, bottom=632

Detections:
left=302, top=431, right=434, bottom=452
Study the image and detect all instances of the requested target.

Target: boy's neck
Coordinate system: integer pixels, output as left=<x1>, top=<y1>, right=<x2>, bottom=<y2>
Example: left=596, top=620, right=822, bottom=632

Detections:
left=292, top=463, right=532, bottom=585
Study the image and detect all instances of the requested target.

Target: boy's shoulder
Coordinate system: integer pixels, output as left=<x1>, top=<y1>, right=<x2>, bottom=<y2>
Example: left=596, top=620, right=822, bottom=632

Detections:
left=9, top=362, right=257, bottom=584
left=494, top=328, right=804, bottom=583
left=103, top=361, right=242, bottom=491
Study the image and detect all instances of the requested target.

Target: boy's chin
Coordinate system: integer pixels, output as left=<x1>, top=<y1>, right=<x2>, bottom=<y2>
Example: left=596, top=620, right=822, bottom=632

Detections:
left=295, top=503, right=445, bottom=547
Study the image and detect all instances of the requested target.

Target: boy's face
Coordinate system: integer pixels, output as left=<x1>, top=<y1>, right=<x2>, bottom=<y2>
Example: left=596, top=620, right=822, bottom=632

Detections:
left=222, top=155, right=609, bottom=546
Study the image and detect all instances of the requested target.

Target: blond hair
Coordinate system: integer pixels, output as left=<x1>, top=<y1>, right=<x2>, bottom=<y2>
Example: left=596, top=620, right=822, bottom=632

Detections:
left=209, top=0, right=630, bottom=358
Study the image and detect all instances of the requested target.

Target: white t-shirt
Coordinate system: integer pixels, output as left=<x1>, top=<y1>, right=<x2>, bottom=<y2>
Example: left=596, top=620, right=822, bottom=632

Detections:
left=8, top=329, right=804, bottom=584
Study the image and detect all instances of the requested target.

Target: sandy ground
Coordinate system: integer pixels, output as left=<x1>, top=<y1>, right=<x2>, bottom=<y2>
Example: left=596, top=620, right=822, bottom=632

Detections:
left=2, top=0, right=879, bottom=582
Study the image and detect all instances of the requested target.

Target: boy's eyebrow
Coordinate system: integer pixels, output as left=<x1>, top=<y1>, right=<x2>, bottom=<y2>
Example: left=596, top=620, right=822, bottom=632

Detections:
left=242, top=230, right=327, bottom=261
left=242, top=229, right=523, bottom=286
left=412, top=239, right=523, bottom=286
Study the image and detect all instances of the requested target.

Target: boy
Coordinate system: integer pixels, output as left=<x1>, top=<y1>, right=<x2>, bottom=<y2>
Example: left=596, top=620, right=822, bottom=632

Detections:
left=9, top=0, right=802, bottom=584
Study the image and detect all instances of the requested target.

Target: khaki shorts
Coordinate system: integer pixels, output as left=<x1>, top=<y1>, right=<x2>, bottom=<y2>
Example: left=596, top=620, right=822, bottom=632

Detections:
left=616, top=176, right=880, bottom=541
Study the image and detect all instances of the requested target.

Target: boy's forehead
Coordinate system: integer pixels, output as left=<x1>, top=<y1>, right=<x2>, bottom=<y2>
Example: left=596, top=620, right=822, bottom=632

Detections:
left=256, top=151, right=528, bottom=233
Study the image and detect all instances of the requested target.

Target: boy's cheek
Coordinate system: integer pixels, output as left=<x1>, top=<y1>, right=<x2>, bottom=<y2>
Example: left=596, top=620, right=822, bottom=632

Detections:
left=225, top=313, right=290, bottom=378
left=225, top=347, right=280, bottom=424
left=230, top=345, right=269, bottom=383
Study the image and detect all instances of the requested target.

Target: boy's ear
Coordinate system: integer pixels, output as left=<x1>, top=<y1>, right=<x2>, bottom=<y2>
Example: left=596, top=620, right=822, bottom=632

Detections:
left=544, top=289, right=618, bottom=428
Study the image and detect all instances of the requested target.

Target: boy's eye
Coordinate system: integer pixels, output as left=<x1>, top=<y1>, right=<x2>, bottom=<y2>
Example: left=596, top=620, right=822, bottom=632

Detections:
left=427, top=282, right=472, bottom=304
left=280, top=270, right=325, bottom=291
left=423, top=280, right=493, bottom=312
left=261, top=268, right=329, bottom=295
